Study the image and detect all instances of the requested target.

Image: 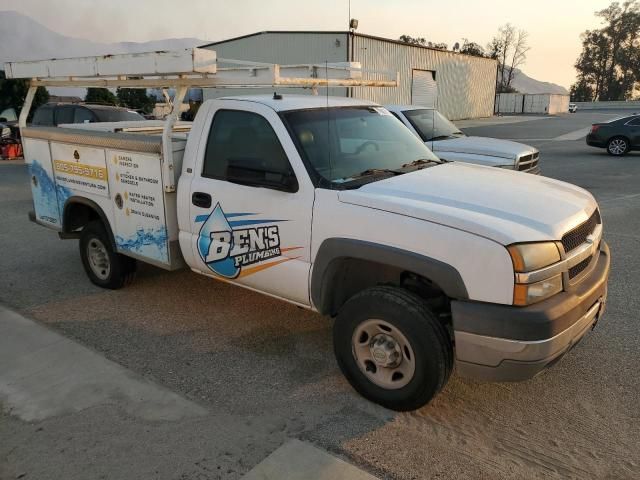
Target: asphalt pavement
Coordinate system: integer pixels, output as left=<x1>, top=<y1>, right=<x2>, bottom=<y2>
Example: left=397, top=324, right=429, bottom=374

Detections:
left=1, top=111, right=639, bottom=479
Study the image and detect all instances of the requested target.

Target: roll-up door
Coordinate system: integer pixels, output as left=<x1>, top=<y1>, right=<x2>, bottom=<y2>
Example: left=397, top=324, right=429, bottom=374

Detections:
left=411, top=70, right=437, bottom=107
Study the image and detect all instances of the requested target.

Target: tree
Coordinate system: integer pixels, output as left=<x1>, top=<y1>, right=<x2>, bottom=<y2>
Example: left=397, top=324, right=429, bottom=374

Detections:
left=0, top=71, right=49, bottom=118
left=427, top=42, right=448, bottom=50
left=399, top=35, right=447, bottom=50
left=489, top=24, right=530, bottom=92
left=571, top=1, right=640, bottom=101
left=460, top=39, right=486, bottom=57
left=116, top=88, right=155, bottom=114
left=570, top=79, right=595, bottom=102
left=85, top=88, right=117, bottom=105
left=399, top=35, right=427, bottom=46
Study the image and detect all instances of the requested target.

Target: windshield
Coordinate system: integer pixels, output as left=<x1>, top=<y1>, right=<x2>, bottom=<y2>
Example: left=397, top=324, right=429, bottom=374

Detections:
left=403, top=109, right=464, bottom=142
left=283, top=106, right=441, bottom=186
left=94, top=109, right=145, bottom=122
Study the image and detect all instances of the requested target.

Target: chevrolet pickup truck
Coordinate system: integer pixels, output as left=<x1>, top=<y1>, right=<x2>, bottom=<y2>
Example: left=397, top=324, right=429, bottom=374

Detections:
left=10, top=50, right=610, bottom=411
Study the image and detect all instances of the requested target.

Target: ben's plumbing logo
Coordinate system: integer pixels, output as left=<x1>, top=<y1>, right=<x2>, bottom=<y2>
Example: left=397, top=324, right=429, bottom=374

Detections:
left=196, top=203, right=299, bottom=279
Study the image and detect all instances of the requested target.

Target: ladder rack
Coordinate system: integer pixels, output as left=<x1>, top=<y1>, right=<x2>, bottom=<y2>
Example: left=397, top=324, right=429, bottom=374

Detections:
left=5, top=48, right=399, bottom=192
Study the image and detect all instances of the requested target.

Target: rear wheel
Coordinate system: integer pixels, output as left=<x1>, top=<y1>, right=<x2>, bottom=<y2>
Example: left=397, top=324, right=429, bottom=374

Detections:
left=79, top=220, right=136, bottom=289
left=333, top=286, right=453, bottom=411
left=607, top=137, right=629, bottom=156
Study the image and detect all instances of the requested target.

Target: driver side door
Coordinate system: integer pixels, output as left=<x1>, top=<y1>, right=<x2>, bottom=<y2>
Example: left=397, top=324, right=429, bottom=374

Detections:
left=187, top=101, right=314, bottom=306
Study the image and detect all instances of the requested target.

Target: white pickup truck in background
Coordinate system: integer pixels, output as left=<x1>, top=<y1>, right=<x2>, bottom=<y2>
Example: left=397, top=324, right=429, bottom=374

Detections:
left=386, top=105, right=541, bottom=174
left=9, top=50, right=609, bottom=411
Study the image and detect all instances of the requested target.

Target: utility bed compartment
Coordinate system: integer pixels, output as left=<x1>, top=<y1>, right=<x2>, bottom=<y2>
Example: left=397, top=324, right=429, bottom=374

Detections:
left=23, top=126, right=185, bottom=270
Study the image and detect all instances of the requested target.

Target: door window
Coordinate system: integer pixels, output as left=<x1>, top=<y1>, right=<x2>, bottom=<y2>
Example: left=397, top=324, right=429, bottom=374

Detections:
left=55, top=106, right=75, bottom=125
left=32, top=106, right=54, bottom=126
left=202, top=110, right=292, bottom=180
left=74, top=107, right=95, bottom=123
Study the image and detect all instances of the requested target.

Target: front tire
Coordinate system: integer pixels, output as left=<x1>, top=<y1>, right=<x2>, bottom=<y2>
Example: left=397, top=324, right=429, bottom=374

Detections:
left=333, top=286, right=453, bottom=411
left=607, top=137, right=629, bottom=156
left=79, top=220, right=136, bottom=289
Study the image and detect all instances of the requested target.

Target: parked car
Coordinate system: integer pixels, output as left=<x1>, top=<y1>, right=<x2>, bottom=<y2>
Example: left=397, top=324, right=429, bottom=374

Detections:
left=569, top=103, right=578, bottom=113
left=31, top=103, right=145, bottom=127
left=386, top=105, right=540, bottom=173
left=0, top=107, right=18, bottom=138
left=586, top=114, right=640, bottom=156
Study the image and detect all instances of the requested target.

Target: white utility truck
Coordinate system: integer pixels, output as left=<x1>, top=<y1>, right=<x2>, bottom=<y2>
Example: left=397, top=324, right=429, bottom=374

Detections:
left=8, top=50, right=610, bottom=411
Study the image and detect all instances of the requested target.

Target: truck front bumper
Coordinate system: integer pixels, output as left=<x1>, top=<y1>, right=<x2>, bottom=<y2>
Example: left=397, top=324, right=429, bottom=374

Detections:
left=452, top=241, right=610, bottom=382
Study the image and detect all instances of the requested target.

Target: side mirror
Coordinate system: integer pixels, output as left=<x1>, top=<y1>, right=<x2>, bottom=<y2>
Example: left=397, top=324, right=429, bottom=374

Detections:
left=0, top=118, right=6, bottom=123
left=226, top=157, right=298, bottom=193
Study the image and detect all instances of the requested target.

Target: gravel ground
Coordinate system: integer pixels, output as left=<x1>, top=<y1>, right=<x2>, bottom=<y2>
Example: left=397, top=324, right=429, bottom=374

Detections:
left=1, top=111, right=639, bottom=479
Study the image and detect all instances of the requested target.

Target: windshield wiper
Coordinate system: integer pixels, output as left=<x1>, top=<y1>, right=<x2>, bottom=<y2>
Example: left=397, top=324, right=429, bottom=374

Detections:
left=427, top=135, right=455, bottom=141
left=401, top=158, right=441, bottom=169
left=352, top=168, right=403, bottom=179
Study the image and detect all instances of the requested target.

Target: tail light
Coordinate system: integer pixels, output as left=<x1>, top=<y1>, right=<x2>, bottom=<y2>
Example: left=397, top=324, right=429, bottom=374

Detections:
left=590, top=125, right=600, bottom=133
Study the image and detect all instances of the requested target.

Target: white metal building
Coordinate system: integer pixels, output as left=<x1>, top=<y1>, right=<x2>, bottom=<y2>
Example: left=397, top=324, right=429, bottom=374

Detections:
left=200, top=32, right=498, bottom=120
left=495, top=93, right=570, bottom=115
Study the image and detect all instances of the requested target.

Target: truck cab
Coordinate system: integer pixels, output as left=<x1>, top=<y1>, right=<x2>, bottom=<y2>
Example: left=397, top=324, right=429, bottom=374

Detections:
left=175, top=95, right=608, bottom=409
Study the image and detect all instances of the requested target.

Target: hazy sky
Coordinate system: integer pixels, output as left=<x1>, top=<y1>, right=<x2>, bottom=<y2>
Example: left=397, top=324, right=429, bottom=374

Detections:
left=0, top=0, right=614, bottom=88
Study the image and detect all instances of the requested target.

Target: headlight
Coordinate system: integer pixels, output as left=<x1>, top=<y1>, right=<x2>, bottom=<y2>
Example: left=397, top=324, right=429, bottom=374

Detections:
left=508, top=242, right=562, bottom=305
left=513, top=275, right=562, bottom=306
left=508, top=243, right=560, bottom=272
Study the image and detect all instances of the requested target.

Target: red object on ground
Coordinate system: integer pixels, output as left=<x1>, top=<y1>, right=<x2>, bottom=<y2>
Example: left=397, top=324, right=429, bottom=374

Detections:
left=1, top=143, right=22, bottom=159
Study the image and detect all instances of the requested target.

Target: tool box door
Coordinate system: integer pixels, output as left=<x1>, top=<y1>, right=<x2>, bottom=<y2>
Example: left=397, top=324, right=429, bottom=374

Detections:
left=24, top=138, right=63, bottom=228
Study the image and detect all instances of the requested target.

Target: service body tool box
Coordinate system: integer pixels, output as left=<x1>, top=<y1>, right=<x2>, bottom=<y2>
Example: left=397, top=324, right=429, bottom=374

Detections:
left=23, top=126, right=186, bottom=269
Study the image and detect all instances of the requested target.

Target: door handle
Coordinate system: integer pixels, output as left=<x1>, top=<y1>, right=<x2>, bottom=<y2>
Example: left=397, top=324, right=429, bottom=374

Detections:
left=192, top=192, right=212, bottom=209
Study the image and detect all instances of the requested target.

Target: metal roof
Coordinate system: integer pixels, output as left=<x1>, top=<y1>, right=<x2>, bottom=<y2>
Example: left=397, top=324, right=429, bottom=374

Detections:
left=200, top=31, right=496, bottom=61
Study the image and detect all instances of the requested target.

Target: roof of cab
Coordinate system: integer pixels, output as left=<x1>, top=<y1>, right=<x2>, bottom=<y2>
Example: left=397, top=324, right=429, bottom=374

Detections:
left=214, top=94, right=378, bottom=112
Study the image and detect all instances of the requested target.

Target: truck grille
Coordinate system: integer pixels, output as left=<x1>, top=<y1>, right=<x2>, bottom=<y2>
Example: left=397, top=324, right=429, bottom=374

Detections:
left=518, top=152, right=539, bottom=173
left=561, top=209, right=601, bottom=254
left=569, top=255, right=593, bottom=279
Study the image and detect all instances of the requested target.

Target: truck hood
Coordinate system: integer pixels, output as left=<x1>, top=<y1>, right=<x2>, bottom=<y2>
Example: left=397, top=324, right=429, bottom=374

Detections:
left=430, top=136, right=536, bottom=162
left=338, top=163, right=597, bottom=245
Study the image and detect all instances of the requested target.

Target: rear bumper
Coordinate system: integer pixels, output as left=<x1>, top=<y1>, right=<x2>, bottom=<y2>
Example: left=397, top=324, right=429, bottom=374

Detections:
left=586, top=134, right=605, bottom=147
left=452, top=242, right=610, bottom=382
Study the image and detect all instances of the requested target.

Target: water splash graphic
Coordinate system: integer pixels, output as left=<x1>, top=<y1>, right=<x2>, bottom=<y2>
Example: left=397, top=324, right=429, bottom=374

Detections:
left=197, top=203, right=239, bottom=278
left=116, top=227, right=168, bottom=263
left=28, top=160, right=73, bottom=225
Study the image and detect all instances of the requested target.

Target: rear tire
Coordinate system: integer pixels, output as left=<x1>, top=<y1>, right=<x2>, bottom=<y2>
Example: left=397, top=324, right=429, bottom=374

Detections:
left=333, top=286, right=453, bottom=411
left=607, top=137, right=629, bottom=156
left=79, top=220, right=136, bottom=289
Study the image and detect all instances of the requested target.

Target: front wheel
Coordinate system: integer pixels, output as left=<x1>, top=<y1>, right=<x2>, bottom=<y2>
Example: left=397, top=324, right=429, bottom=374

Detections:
left=79, top=220, right=136, bottom=289
left=607, top=137, right=629, bottom=156
left=333, top=286, right=453, bottom=411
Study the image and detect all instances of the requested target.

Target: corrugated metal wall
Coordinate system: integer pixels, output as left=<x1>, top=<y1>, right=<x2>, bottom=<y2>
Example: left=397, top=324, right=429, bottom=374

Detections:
left=495, top=93, right=525, bottom=113
left=202, top=32, right=348, bottom=100
left=352, top=36, right=497, bottom=120
left=547, top=94, right=569, bottom=114
left=495, top=93, right=569, bottom=114
left=201, top=32, right=497, bottom=120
